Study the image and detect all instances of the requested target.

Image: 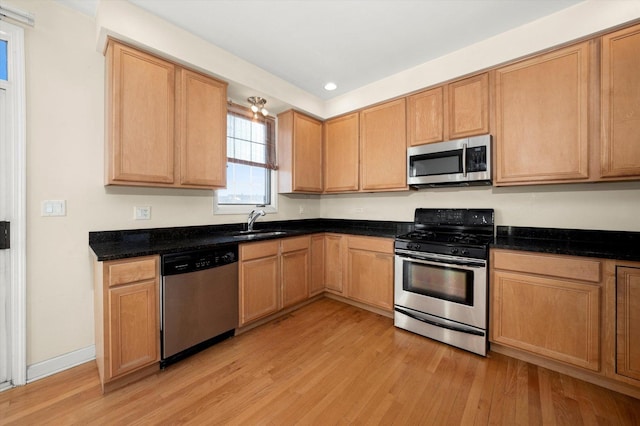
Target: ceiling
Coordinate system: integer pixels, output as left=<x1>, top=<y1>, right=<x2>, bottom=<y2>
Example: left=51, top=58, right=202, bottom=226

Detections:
left=58, top=0, right=584, bottom=100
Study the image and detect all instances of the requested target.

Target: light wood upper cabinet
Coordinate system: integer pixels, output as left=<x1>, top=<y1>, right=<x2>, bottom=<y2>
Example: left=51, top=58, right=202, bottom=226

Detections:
left=601, top=24, right=640, bottom=179
left=616, top=266, right=640, bottom=382
left=324, top=113, right=359, bottom=192
left=491, top=249, right=602, bottom=371
left=278, top=110, right=323, bottom=193
left=177, top=68, right=227, bottom=187
left=407, top=73, right=488, bottom=147
left=94, top=255, right=160, bottom=392
left=360, top=98, right=407, bottom=191
left=495, top=42, right=592, bottom=185
left=448, top=73, right=490, bottom=139
left=345, top=236, right=394, bottom=312
left=407, top=87, right=444, bottom=146
left=105, top=39, right=227, bottom=189
left=106, top=41, right=175, bottom=185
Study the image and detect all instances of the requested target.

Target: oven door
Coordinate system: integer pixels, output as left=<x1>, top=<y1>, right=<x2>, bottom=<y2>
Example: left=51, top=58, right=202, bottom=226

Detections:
left=394, top=251, right=487, bottom=329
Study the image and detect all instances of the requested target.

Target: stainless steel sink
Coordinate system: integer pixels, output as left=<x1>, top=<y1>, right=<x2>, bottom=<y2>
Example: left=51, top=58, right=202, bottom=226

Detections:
left=232, top=230, right=287, bottom=239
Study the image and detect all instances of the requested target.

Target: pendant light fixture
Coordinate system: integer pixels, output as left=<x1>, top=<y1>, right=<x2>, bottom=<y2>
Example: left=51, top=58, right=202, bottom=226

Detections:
left=247, top=96, right=268, bottom=119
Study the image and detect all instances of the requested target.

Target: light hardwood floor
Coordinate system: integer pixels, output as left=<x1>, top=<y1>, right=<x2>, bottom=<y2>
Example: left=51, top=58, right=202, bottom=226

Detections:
left=1, top=298, right=639, bottom=425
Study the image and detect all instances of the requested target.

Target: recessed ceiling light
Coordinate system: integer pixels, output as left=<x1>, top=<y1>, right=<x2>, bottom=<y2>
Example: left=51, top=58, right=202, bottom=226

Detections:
left=324, top=82, right=337, bottom=91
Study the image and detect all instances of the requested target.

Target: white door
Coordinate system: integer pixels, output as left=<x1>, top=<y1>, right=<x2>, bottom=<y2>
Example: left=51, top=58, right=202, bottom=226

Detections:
left=0, top=19, right=27, bottom=390
left=0, top=81, right=8, bottom=388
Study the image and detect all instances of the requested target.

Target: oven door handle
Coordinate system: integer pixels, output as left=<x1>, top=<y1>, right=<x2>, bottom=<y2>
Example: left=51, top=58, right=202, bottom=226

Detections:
left=395, top=306, right=485, bottom=337
left=396, top=252, right=485, bottom=269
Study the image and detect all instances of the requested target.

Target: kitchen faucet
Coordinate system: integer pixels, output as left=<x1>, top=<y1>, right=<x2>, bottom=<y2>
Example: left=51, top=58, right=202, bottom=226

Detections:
left=247, top=209, right=266, bottom=231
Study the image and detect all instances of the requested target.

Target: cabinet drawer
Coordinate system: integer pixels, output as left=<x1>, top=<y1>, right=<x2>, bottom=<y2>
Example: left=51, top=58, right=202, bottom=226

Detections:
left=241, top=240, right=280, bottom=261
left=347, top=235, right=393, bottom=253
left=281, top=235, right=310, bottom=253
left=492, top=250, right=601, bottom=283
left=107, top=257, right=158, bottom=287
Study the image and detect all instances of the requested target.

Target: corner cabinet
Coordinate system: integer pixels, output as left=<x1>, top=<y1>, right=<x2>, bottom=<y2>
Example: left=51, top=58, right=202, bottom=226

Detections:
left=277, top=110, right=323, bottom=193
left=600, top=23, right=640, bottom=179
left=93, top=255, right=160, bottom=393
left=494, top=42, right=592, bottom=185
left=360, top=98, right=407, bottom=191
left=105, top=39, right=227, bottom=189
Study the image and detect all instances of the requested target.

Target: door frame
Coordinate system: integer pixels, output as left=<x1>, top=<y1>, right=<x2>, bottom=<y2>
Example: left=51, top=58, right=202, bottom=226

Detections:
left=0, top=19, right=27, bottom=388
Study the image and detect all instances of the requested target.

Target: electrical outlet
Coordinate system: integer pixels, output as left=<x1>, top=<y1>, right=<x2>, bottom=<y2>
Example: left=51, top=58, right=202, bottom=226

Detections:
left=299, top=205, right=305, bottom=215
left=354, top=207, right=364, bottom=213
left=134, top=206, right=151, bottom=220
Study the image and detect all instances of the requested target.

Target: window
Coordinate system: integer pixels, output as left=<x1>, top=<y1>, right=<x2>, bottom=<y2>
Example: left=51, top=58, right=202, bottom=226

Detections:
left=0, top=40, right=7, bottom=81
left=215, top=103, right=277, bottom=213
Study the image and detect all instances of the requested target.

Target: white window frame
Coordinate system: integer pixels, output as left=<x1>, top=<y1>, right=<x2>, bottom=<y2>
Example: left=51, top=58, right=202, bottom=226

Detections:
left=214, top=108, right=278, bottom=215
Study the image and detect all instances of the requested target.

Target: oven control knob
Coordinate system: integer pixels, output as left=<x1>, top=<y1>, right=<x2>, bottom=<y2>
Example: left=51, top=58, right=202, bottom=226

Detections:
left=450, top=248, right=459, bottom=255
left=409, top=243, right=421, bottom=251
left=461, top=249, right=469, bottom=256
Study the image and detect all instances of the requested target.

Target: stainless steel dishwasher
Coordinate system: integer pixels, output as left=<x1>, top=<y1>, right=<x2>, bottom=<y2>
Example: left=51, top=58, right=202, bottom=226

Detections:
left=160, top=245, right=238, bottom=368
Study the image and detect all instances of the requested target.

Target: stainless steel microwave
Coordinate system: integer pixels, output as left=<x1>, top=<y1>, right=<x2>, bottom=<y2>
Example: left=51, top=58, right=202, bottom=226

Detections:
left=407, top=134, right=492, bottom=188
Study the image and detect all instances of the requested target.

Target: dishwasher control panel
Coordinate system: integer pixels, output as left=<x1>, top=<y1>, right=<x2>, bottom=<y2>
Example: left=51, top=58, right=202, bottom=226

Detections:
left=162, top=245, right=238, bottom=276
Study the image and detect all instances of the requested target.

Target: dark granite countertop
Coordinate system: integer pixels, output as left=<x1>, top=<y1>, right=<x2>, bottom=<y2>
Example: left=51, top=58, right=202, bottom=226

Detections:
left=492, top=226, right=640, bottom=262
left=89, top=218, right=413, bottom=261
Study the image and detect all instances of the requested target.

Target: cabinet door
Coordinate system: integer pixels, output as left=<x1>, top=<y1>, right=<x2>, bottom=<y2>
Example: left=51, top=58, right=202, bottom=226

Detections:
left=448, top=73, right=489, bottom=139
left=239, top=255, right=279, bottom=325
left=324, top=113, right=359, bottom=192
left=108, top=280, right=159, bottom=379
left=281, top=249, right=310, bottom=308
left=177, top=68, right=227, bottom=187
left=345, top=236, right=394, bottom=311
left=310, top=234, right=325, bottom=296
left=360, top=98, right=407, bottom=191
left=495, top=42, right=591, bottom=185
left=616, top=267, right=640, bottom=381
left=601, top=24, right=640, bottom=179
left=324, top=234, right=345, bottom=294
left=491, top=270, right=600, bottom=371
left=407, top=87, right=444, bottom=146
left=106, top=41, right=175, bottom=185
left=293, top=112, right=323, bottom=192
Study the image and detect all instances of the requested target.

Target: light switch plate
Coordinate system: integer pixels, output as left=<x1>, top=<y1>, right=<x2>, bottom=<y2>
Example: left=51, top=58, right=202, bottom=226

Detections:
left=41, top=200, right=66, bottom=217
left=134, top=206, right=151, bottom=220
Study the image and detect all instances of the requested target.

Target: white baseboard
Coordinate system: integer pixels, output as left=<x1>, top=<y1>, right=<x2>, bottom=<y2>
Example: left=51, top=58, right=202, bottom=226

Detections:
left=26, top=345, right=95, bottom=383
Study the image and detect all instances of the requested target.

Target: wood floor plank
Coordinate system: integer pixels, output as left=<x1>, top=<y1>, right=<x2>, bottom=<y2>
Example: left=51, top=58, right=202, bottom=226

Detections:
left=1, top=298, right=639, bottom=425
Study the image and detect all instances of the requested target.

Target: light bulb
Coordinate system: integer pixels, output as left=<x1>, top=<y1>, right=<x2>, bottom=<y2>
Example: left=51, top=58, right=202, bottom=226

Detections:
left=261, top=108, right=269, bottom=116
left=250, top=104, right=259, bottom=113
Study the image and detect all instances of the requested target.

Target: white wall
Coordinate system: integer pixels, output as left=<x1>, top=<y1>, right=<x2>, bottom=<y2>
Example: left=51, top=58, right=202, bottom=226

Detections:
left=7, top=0, right=640, bottom=370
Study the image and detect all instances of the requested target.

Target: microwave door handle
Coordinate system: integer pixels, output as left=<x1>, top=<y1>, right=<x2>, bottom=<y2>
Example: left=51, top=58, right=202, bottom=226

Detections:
left=462, top=142, right=468, bottom=177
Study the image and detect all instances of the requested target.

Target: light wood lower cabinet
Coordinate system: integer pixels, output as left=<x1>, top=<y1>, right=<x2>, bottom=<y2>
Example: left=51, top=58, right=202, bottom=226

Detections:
left=491, top=250, right=602, bottom=371
left=239, top=240, right=280, bottom=326
left=281, top=237, right=310, bottom=308
left=616, top=266, right=640, bottom=381
left=309, top=234, right=325, bottom=296
left=93, top=255, right=160, bottom=392
left=345, top=235, right=394, bottom=312
left=324, top=234, right=346, bottom=294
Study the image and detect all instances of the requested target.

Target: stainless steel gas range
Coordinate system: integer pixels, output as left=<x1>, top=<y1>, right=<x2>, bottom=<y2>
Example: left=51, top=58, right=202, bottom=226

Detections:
left=394, top=208, right=494, bottom=356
